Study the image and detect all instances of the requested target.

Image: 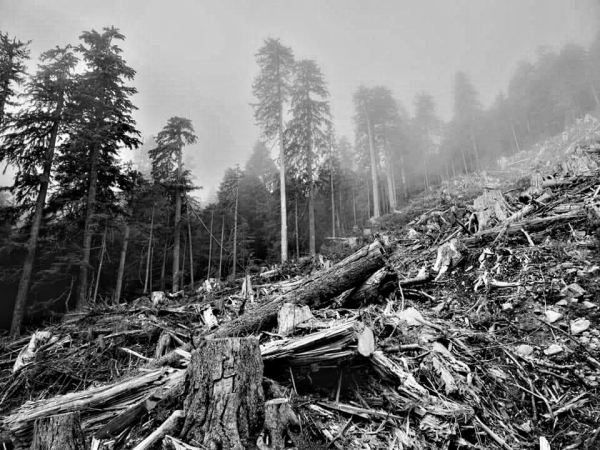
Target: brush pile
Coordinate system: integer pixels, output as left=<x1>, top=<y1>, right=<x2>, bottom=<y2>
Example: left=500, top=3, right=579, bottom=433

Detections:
left=2, top=119, right=600, bottom=450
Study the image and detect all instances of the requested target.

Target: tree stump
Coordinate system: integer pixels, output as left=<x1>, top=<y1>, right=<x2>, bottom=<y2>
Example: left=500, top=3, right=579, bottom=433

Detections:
left=257, top=398, right=299, bottom=450
left=30, top=412, right=88, bottom=450
left=181, top=338, right=265, bottom=450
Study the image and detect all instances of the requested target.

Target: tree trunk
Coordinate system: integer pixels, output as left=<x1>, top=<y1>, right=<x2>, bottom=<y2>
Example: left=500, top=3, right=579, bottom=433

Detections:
left=295, top=189, right=300, bottom=259
left=214, top=240, right=386, bottom=337
left=30, top=412, right=88, bottom=450
left=187, top=205, right=194, bottom=288
left=92, top=225, right=107, bottom=304
left=399, top=152, right=408, bottom=202
left=114, top=223, right=130, bottom=304
left=460, top=148, right=468, bottom=174
left=277, top=62, right=288, bottom=264
left=330, top=168, right=335, bottom=238
left=365, top=111, right=380, bottom=218
left=511, top=124, right=521, bottom=153
left=352, top=184, right=357, bottom=227
left=160, top=215, right=171, bottom=292
left=219, top=216, right=225, bottom=280
left=232, top=174, right=239, bottom=280
left=257, top=399, right=299, bottom=450
left=592, top=82, right=600, bottom=108
left=11, top=94, right=63, bottom=336
left=143, top=204, right=155, bottom=294
left=181, top=228, right=187, bottom=288
left=77, top=142, right=101, bottom=310
left=171, top=156, right=182, bottom=293
left=470, top=126, right=480, bottom=171
left=181, top=338, right=265, bottom=450
left=384, top=146, right=396, bottom=210
left=207, top=211, right=214, bottom=280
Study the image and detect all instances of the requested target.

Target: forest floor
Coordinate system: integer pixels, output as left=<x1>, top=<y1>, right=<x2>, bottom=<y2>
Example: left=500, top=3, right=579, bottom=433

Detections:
left=2, top=115, right=600, bottom=450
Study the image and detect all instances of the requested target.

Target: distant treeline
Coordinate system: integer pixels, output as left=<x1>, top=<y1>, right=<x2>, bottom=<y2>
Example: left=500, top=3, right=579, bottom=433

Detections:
left=1, top=27, right=599, bottom=333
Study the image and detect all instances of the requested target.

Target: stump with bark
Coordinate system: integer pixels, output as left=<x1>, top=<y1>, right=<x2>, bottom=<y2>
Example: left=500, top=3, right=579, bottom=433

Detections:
left=181, top=338, right=265, bottom=450
left=257, top=398, right=299, bottom=450
left=30, top=412, right=87, bottom=450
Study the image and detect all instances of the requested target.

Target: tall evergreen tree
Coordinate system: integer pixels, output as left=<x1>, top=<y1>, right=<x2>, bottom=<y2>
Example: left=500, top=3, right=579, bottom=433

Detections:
left=353, top=86, right=380, bottom=218
left=252, top=38, right=295, bottom=263
left=0, top=46, right=77, bottom=335
left=71, top=27, right=141, bottom=309
left=0, top=32, right=29, bottom=127
left=149, top=116, right=197, bottom=293
left=285, top=59, right=331, bottom=255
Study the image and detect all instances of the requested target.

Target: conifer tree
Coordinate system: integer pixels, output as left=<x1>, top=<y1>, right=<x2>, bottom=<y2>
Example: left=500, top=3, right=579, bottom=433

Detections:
left=0, top=32, right=29, bottom=127
left=252, top=38, right=294, bottom=263
left=70, top=27, right=141, bottom=309
left=149, top=116, right=197, bottom=292
left=285, top=59, right=331, bottom=254
left=1, top=46, right=77, bottom=335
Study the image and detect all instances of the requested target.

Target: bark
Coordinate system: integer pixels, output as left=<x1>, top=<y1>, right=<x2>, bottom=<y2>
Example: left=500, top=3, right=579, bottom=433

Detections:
left=365, top=110, right=380, bottom=218
left=214, top=240, right=386, bottom=337
left=384, top=145, right=396, bottom=209
left=470, top=126, right=480, bottom=171
left=207, top=211, right=214, bottom=279
left=233, top=175, right=239, bottom=279
left=187, top=206, right=194, bottom=288
left=343, top=267, right=394, bottom=307
left=219, top=216, right=225, bottom=279
left=399, top=152, right=408, bottom=201
left=277, top=59, right=288, bottom=263
left=30, top=412, right=87, bottom=450
left=181, top=338, right=265, bottom=450
left=511, top=124, right=521, bottom=153
left=352, top=184, right=357, bottom=227
left=92, top=225, right=107, bottom=304
left=330, top=167, right=335, bottom=238
left=173, top=161, right=182, bottom=293
left=592, top=82, right=600, bottom=108
left=131, top=410, right=183, bottom=450
left=143, top=204, right=155, bottom=294
left=257, top=399, right=299, bottom=450
left=295, top=190, right=300, bottom=259
left=463, top=209, right=585, bottom=246
left=77, top=142, right=101, bottom=310
left=114, top=223, right=130, bottom=304
left=11, top=94, right=63, bottom=336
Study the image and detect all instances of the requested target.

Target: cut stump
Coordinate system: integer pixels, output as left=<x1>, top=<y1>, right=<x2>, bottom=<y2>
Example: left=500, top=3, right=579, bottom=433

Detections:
left=181, top=338, right=265, bottom=450
left=257, top=398, right=299, bottom=450
left=30, top=412, right=87, bottom=450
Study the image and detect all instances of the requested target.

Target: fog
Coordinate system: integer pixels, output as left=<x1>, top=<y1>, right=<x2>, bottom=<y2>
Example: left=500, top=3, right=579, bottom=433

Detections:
left=1, top=0, right=598, bottom=201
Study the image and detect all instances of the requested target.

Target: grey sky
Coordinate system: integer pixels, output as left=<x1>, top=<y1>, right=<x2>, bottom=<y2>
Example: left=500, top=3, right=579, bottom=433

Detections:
left=1, top=0, right=598, bottom=202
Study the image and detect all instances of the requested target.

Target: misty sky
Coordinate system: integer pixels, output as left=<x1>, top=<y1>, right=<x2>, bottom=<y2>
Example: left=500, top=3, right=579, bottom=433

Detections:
left=1, top=0, right=598, bottom=202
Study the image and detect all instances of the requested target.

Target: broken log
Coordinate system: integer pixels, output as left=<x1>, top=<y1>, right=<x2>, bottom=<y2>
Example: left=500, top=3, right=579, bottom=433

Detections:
left=463, top=209, right=586, bottom=246
left=213, top=241, right=386, bottom=337
left=131, top=410, right=183, bottom=450
left=30, top=412, right=87, bottom=450
left=342, top=266, right=393, bottom=307
left=181, top=338, right=265, bottom=450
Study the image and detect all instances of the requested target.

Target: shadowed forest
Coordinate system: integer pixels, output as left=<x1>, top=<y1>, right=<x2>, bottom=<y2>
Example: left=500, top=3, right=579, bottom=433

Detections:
left=2, top=27, right=600, bottom=335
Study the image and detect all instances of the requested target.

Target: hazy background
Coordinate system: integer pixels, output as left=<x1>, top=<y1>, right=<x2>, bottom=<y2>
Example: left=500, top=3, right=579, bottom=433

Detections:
left=1, top=0, right=598, bottom=202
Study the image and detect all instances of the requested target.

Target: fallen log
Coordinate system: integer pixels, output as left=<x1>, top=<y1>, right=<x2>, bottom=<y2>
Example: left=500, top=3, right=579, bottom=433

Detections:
left=3, top=368, right=185, bottom=450
left=30, top=412, right=87, bottom=450
left=131, top=410, right=183, bottom=450
left=213, top=241, right=386, bottom=337
left=463, top=209, right=586, bottom=246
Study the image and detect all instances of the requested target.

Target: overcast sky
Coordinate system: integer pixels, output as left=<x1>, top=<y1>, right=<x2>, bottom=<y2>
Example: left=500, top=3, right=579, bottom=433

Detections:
left=1, top=0, right=598, bottom=202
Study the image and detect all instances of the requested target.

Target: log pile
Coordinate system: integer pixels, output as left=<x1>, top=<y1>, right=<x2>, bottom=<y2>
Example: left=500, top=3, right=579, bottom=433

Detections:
left=2, top=123, right=600, bottom=449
